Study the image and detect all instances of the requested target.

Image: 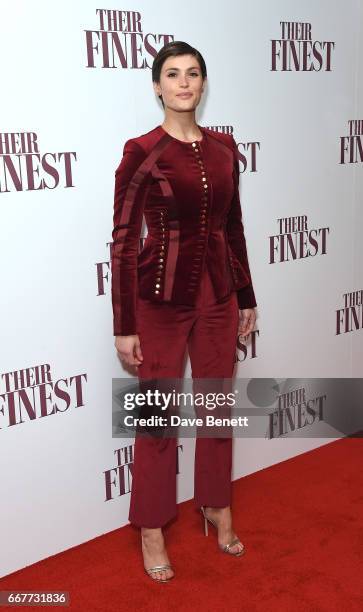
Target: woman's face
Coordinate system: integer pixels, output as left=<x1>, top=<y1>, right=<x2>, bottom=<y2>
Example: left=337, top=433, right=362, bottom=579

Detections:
left=154, top=53, right=205, bottom=111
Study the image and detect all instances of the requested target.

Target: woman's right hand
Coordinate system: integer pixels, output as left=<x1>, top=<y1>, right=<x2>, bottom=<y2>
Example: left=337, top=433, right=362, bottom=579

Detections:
left=115, top=334, right=144, bottom=367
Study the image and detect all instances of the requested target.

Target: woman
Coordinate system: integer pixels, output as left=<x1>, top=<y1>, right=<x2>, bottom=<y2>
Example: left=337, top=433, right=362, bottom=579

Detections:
left=111, top=41, right=257, bottom=582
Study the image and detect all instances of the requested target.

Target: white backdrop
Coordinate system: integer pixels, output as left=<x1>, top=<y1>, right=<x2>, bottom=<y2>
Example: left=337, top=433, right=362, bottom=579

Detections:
left=0, top=0, right=362, bottom=577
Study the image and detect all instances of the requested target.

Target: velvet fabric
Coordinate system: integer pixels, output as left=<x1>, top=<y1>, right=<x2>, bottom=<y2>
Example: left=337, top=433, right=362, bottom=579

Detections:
left=128, top=265, right=239, bottom=528
left=111, top=124, right=257, bottom=336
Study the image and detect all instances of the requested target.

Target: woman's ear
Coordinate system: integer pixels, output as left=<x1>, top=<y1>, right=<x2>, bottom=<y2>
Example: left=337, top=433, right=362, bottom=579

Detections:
left=153, top=81, right=161, bottom=97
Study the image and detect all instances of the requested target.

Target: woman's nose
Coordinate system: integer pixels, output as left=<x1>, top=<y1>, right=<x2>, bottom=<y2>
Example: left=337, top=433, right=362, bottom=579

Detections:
left=178, top=75, right=189, bottom=86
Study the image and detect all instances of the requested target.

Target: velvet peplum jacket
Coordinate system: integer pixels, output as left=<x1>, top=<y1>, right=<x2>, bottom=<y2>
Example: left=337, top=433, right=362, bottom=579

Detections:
left=111, top=124, right=257, bottom=336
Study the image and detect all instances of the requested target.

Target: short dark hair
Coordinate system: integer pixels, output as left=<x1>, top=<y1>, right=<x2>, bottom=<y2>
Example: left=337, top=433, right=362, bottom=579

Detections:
left=152, top=41, right=207, bottom=108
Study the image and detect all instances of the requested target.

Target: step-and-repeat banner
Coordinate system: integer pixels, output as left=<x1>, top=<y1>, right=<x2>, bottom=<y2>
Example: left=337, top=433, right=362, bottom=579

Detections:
left=1, top=0, right=362, bottom=576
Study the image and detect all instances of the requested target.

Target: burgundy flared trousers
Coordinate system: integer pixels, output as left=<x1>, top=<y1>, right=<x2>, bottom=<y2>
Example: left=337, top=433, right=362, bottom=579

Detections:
left=128, top=264, right=239, bottom=528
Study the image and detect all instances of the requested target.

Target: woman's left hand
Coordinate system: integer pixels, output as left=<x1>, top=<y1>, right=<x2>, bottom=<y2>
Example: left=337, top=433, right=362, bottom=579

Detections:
left=238, top=308, right=256, bottom=337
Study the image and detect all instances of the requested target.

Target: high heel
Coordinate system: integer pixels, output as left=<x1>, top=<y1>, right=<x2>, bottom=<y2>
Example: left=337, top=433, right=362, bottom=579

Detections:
left=200, top=506, right=245, bottom=557
left=144, top=564, right=174, bottom=582
left=142, top=530, right=175, bottom=583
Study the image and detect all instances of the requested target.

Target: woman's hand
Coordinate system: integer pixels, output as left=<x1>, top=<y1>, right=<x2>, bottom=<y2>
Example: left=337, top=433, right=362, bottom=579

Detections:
left=238, top=308, right=256, bottom=337
left=115, top=334, right=144, bottom=368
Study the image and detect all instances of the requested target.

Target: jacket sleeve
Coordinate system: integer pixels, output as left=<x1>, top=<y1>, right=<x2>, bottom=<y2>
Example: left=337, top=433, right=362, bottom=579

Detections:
left=226, top=135, right=257, bottom=309
left=111, top=139, right=148, bottom=336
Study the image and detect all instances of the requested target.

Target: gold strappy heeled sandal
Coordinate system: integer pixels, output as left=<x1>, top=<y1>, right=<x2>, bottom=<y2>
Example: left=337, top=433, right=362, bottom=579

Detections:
left=200, top=506, right=245, bottom=557
left=144, top=563, right=174, bottom=582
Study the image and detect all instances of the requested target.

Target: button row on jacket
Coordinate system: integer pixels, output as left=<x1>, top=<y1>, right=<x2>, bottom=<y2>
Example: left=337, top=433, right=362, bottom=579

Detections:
left=188, top=142, right=208, bottom=292
left=155, top=210, right=166, bottom=294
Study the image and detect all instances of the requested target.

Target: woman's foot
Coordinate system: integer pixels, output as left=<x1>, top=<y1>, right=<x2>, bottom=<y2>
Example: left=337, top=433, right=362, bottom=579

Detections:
left=204, top=506, right=244, bottom=555
left=141, top=527, right=175, bottom=581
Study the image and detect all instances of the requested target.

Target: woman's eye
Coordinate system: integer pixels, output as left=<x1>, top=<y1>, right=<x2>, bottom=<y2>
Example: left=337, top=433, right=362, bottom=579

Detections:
left=167, top=72, right=199, bottom=77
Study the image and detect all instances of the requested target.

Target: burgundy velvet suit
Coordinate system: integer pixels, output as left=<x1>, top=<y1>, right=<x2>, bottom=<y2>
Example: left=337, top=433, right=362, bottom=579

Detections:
left=111, top=124, right=257, bottom=336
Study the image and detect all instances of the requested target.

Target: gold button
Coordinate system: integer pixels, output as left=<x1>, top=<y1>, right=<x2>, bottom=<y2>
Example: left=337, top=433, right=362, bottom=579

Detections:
left=203, top=184, right=208, bottom=189
left=192, top=143, right=197, bottom=147
left=202, top=177, right=206, bottom=182
left=160, top=245, right=165, bottom=250
left=155, top=290, right=160, bottom=294
left=155, top=283, right=160, bottom=288
left=159, top=258, right=164, bottom=262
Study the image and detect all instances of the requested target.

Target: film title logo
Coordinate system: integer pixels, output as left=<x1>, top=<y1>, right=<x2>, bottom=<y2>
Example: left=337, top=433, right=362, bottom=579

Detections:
left=336, top=289, right=363, bottom=335
left=104, top=443, right=183, bottom=500
left=204, top=125, right=261, bottom=172
left=85, top=9, right=174, bottom=68
left=340, top=120, right=363, bottom=164
left=271, top=21, right=334, bottom=71
left=236, top=331, right=259, bottom=363
left=0, top=363, right=87, bottom=428
left=95, top=237, right=146, bottom=296
left=268, top=386, right=326, bottom=438
left=269, top=215, right=329, bottom=263
left=0, top=132, right=76, bottom=193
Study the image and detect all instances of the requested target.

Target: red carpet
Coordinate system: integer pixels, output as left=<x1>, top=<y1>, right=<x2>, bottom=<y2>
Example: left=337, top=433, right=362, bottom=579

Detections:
left=1, top=437, right=362, bottom=611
